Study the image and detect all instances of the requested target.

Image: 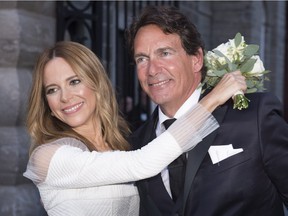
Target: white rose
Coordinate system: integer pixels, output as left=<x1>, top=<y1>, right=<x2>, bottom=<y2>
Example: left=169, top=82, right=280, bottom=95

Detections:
left=215, top=42, right=229, bottom=52
left=214, top=42, right=230, bottom=56
left=249, top=55, right=265, bottom=76
left=205, top=51, right=226, bottom=69
left=214, top=41, right=239, bottom=63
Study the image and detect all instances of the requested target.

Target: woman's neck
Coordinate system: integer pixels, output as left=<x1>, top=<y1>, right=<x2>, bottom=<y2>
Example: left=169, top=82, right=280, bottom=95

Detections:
left=73, top=124, right=112, bottom=152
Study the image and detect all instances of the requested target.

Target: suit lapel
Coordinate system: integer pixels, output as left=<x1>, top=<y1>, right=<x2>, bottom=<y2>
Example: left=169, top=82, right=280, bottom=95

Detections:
left=144, top=110, right=158, bottom=145
left=134, top=108, right=164, bottom=216
left=182, top=104, right=228, bottom=210
left=133, top=108, right=158, bottom=149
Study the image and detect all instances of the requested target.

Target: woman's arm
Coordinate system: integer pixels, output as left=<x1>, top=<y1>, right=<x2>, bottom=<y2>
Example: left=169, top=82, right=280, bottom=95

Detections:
left=23, top=103, right=215, bottom=188
left=24, top=71, right=246, bottom=188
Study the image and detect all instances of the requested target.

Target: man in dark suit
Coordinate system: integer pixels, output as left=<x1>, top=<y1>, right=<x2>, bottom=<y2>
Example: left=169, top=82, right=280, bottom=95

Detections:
left=127, top=5, right=288, bottom=216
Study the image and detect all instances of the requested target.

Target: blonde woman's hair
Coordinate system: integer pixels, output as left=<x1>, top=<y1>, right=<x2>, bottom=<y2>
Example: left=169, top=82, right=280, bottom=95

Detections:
left=27, top=41, right=130, bottom=153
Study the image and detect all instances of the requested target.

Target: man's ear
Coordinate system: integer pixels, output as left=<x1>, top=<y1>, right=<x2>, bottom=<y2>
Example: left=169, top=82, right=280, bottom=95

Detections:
left=192, top=48, right=204, bottom=72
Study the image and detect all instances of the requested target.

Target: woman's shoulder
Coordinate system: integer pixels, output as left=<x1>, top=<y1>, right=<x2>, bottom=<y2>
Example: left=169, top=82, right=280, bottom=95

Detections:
left=51, top=137, right=88, bottom=149
left=36, top=137, right=88, bottom=152
left=24, top=137, right=89, bottom=184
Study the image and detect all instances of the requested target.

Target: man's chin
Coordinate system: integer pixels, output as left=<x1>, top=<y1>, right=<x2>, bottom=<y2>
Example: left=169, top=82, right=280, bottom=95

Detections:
left=150, top=95, right=172, bottom=106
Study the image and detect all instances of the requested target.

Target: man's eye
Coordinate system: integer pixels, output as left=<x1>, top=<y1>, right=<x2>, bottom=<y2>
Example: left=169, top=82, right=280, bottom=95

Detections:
left=162, top=51, right=170, bottom=56
left=135, top=56, right=149, bottom=65
left=135, top=57, right=144, bottom=64
left=70, top=79, right=81, bottom=85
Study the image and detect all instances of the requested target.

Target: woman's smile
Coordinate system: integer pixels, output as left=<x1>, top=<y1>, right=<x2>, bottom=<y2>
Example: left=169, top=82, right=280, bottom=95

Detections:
left=62, top=102, right=84, bottom=114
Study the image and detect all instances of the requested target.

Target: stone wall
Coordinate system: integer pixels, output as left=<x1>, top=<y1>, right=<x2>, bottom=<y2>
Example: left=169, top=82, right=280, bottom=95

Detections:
left=0, top=1, right=55, bottom=215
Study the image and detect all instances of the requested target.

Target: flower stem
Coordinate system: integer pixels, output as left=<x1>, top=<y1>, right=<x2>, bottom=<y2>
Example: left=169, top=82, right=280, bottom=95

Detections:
left=233, top=94, right=250, bottom=110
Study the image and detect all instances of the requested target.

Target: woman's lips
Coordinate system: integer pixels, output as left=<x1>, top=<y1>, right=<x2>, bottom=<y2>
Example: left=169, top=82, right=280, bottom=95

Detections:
left=62, top=102, right=84, bottom=113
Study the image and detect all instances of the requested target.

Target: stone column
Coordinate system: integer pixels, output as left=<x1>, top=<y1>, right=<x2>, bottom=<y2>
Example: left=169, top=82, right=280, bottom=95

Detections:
left=0, top=1, right=55, bottom=215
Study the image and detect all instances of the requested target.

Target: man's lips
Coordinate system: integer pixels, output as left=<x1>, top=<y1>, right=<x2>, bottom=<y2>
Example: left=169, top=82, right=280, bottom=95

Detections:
left=148, top=79, right=171, bottom=87
left=62, top=102, right=84, bottom=113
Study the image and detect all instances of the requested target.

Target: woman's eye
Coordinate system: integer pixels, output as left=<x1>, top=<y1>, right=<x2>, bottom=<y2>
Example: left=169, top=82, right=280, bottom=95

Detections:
left=70, top=79, right=81, bottom=85
left=46, top=88, right=57, bottom=95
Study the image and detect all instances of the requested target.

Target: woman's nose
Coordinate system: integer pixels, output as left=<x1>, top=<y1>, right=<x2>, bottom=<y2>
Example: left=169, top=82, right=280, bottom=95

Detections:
left=60, top=88, right=72, bottom=102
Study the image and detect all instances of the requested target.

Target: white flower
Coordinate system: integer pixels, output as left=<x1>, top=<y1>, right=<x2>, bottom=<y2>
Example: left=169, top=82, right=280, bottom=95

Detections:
left=249, top=55, right=265, bottom=76
left=213, top=36, right=247, bottom=63
left=205, top=51, right=224, bottom=70
left=203, top=32, right=269, bottom=110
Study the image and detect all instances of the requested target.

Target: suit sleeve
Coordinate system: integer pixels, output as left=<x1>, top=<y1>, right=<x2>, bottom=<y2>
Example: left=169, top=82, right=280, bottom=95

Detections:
left=259, top=93, right=288, bottom=206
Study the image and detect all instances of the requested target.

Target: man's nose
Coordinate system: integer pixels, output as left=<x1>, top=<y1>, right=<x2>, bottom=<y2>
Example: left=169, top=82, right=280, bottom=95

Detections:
left=148, top=59, right=160, bottom=76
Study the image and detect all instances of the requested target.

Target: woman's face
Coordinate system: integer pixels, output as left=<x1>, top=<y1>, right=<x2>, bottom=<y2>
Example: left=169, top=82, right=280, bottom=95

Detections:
left=43, top=57, right=97, bottom=133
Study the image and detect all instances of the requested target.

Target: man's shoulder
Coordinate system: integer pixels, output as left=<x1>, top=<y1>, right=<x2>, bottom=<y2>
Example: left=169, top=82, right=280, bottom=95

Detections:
left=128, top=109, right=158, bottom=150
left=246, top=92, right=282, bottom=109
left=129, top=122, right=150, bottom=150
left=246, top=91, right=279, bottom=100
left=130, top=108, right=158, bottom=137
left=226, top=92, right=281, bottom=109
left=224, top=92, right=283, bottom=117
left=130, top=120, right=151, bottom=138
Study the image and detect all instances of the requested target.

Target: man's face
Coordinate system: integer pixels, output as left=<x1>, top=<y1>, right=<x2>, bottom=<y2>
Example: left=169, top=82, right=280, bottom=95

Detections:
left=134, top=24, right=203, bottom=117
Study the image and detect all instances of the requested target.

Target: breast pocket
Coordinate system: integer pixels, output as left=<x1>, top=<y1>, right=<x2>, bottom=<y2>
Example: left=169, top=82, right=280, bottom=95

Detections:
left=203, top=146, right=252, bottom=175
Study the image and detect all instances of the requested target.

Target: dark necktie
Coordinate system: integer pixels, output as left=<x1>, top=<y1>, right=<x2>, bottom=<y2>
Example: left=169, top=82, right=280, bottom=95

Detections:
left=163, top=118, right=187, bottom=202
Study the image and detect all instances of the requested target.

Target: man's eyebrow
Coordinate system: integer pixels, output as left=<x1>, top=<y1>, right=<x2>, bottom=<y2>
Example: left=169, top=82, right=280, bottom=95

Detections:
left=156, top=47, right=175, bottom=53
left=134, top=52, right=148, bottom=59
left=134, top=47, right=175, bottom=58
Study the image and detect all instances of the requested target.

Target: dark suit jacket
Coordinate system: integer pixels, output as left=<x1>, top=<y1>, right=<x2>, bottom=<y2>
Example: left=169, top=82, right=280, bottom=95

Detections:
left=129, top=92, right=288, bottom=216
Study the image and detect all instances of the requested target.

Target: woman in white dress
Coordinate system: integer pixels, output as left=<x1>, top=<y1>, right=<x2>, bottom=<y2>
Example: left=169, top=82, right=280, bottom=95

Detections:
left=23, top=41, right=246, bottom=216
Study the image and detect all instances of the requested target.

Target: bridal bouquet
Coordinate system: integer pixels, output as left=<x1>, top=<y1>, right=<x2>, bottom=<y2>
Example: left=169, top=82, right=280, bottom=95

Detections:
left=203, top=33, right=269, bottom=110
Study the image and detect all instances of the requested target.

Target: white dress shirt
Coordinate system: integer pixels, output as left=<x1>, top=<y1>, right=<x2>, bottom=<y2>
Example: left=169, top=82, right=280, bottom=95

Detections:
left=156, top=87, right=201, bottom=197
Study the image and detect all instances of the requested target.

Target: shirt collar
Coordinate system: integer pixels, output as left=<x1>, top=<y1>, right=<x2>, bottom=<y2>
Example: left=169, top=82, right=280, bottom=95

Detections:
left=157, top=86, right=202, bottom=132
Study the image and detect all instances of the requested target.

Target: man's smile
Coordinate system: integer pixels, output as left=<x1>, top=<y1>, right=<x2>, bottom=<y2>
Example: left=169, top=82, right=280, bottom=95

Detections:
left=149, top=79, right=171, bottom=87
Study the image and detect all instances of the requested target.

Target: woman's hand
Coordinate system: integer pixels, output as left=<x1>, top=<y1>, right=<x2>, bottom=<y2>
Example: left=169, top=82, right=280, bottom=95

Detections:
left=200, top=71, right=247, bottom=112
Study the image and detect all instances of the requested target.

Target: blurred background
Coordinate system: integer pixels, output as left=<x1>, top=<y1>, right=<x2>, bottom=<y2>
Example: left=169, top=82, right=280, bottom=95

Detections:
left=0, top=1, right=287, bottom=215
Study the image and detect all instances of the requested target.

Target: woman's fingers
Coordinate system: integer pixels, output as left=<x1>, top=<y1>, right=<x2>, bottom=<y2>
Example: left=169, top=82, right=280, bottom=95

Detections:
left=212, top=71, right=247, bottom=105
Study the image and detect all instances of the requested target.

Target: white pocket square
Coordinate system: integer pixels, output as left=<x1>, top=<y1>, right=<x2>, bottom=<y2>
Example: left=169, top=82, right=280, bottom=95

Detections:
left=208, top=144, right=243, bottom=164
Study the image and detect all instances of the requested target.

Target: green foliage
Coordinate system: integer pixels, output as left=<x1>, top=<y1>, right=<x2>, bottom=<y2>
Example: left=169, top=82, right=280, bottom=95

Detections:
left=203, top=32, right=270, bottom=110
